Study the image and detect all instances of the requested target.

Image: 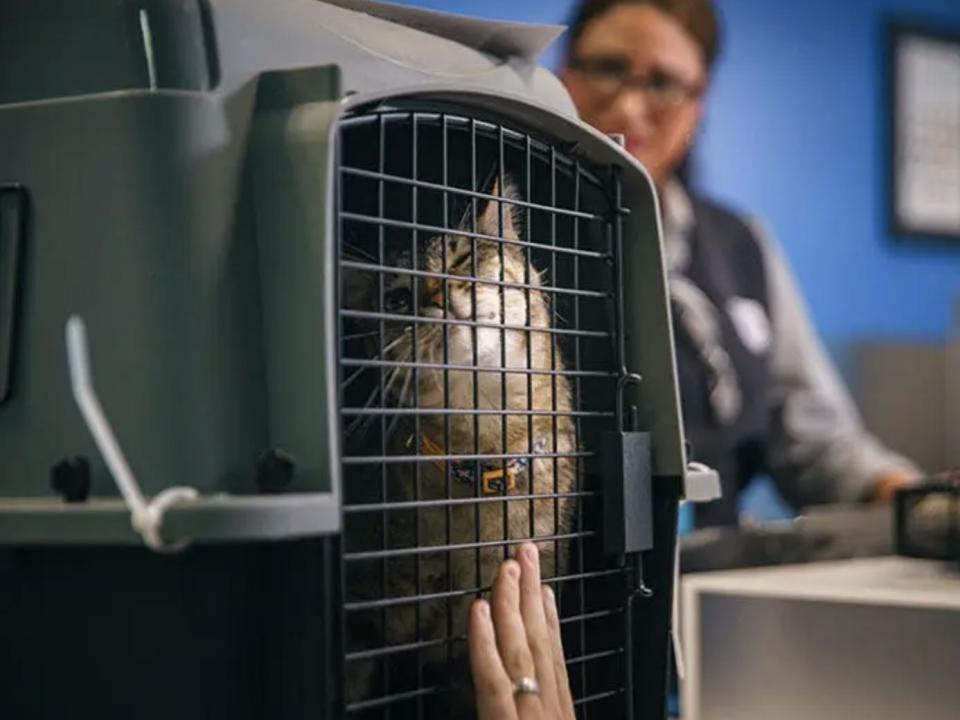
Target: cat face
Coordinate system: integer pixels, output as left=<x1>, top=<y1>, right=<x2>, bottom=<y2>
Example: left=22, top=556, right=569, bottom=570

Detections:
left=342, top=179, right=552, bottom=411
left=419, top=189, right=535, bottom=324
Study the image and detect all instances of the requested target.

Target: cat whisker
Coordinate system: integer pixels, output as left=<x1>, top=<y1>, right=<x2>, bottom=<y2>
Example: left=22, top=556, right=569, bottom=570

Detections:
left=343, top=329, right=380, bottom=342
left=383, top=415, right=407, bottom=445
left=383, top=363, right=406, bottom=399
left=341, top=251, right=373, bottom=264
left=396, top=365, right=413, bottom=407
left=382, top=349, right=414, bottom=440
left=345, top=327, right=415, bottom=439
left=343, top=365, right=397, bottom=438
left=344, top=409, right=376, bottom=440
left=342, top=364, right=370, bottom=390
left=380, top=331, right=410, bottom=359
left=354, top=378, right=386, bottom=412
left=342, top=236, right=377, bottom=262
left=392, top=348, right=415, bottom=398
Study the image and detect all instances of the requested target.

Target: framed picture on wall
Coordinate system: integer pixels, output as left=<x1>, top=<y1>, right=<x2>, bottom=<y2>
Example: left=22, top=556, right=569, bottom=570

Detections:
left=889, top=23, right=960, bottom=241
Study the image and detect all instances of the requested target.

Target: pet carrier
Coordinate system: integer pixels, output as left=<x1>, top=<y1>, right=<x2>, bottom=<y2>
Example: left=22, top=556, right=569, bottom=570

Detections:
left=0, top=0, right=697, bottom=717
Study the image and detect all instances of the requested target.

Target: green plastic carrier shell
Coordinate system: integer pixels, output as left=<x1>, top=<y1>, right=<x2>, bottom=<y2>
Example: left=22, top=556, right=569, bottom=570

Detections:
left=0, top=0, right=685, bottom=547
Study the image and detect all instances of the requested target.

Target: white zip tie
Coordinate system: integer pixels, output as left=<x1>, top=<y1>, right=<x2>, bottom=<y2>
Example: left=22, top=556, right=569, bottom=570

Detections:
left=66, top=316, right=197, bottom=552
left=671, top=518, right=686, bottom=681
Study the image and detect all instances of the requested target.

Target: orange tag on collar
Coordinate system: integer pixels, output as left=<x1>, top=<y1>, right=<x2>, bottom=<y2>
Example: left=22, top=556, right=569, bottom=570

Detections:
left=481, top=467, right=519, bottom=495
left=419, top=433, right=521, bottom=494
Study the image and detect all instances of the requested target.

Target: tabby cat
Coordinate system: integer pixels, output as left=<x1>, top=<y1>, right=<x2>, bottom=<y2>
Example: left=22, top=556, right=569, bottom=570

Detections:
left=342, top=179, right=576, bottom=710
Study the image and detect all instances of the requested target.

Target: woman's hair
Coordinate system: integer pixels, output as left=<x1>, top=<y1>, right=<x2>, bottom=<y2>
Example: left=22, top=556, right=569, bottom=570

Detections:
left=565, top=0, right=721, bottom=71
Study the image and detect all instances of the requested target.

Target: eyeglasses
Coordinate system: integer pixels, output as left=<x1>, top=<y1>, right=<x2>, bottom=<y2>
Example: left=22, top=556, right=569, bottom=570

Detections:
left=568, top=56, right=704, bottom=110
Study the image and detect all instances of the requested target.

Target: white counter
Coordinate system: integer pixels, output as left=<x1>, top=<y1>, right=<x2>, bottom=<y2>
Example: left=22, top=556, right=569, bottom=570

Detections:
left=681, top=557, right=960, bottom=720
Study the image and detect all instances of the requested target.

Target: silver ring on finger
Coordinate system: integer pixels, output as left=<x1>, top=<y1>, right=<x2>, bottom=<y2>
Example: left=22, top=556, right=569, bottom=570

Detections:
left=512, top=676, right=540, bottom=697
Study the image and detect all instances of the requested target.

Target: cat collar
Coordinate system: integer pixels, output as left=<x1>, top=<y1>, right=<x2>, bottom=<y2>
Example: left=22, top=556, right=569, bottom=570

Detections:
left=418, top=434, right=548, bottom=495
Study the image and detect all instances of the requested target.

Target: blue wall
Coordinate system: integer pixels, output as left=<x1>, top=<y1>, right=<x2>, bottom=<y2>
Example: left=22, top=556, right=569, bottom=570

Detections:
left=405, top=0, right=960, bottom=348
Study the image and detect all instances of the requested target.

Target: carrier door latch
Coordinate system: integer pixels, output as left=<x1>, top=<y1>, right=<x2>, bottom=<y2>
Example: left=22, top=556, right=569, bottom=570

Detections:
left=602, top=373, right=654, bottom=557
left=0, top=186, right=26, bottom=405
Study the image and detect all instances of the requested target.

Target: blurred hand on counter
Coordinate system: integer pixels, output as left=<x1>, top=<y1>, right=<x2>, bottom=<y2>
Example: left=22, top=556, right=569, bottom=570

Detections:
left=871, top=470, right=920, bottom=504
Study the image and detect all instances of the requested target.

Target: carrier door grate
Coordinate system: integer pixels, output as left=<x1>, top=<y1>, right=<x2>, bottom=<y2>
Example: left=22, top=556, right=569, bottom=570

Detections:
left=336, top=105, right=634, bottom=719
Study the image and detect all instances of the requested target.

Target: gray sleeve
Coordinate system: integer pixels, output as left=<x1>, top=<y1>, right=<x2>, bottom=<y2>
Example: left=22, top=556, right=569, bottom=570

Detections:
left=754, top=221, right=922, bottom=506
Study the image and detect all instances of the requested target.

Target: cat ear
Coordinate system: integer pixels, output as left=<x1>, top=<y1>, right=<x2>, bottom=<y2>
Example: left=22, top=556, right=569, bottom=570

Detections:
left=478, top=178, right=517, bottom=239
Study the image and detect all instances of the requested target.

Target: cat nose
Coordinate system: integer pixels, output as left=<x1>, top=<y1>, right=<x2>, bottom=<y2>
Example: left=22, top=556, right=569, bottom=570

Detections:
left=422, top=277, right=444, bottom=309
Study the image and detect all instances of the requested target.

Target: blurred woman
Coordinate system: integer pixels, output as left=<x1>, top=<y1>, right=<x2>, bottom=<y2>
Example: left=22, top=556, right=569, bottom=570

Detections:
left=560, top=0, right=918, bottom=526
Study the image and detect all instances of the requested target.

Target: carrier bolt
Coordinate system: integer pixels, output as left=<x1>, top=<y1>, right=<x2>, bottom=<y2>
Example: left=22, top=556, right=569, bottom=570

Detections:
left=255, top=448, right=296, bottom=494
left=50, top=456, right=91, bottom=503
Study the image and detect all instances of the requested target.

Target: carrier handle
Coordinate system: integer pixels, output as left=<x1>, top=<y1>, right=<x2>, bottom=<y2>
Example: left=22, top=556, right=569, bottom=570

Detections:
left=65, top=316, right=197, bottom=552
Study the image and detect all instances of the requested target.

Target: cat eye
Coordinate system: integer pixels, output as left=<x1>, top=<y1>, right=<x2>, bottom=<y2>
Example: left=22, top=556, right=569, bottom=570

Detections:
left=445, top=251, right=472, bottom=272
left=384, top=287, right=411, bottom=314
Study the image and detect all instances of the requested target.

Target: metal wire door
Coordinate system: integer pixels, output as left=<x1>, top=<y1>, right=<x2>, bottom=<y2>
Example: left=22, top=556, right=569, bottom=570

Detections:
left=336, top=102, right=636, bottom=719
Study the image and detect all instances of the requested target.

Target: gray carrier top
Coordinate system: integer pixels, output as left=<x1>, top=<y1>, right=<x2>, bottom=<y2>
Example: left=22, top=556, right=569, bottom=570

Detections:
left=0, top=0, right=685, bottom=548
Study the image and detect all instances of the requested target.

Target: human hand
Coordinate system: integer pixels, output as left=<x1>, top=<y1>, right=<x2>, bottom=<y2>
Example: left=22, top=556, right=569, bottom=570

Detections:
left=871, top=470, right=919, bottom=503
left=468, top=543, right=576, bottom=720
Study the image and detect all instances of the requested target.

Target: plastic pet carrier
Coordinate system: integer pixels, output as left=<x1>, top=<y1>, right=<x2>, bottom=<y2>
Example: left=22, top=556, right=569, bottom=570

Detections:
left=0, top=1, right=694, bottom=718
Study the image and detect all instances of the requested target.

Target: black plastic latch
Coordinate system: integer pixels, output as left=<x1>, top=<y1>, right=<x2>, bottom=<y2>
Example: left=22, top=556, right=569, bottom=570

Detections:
left=0, top=186, right=26, bottom=405
left=51, top=457, right=92, bottom=503
left=256, top=448, right=296, bottom=494
left=602, top=374, right=653, bottom=556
